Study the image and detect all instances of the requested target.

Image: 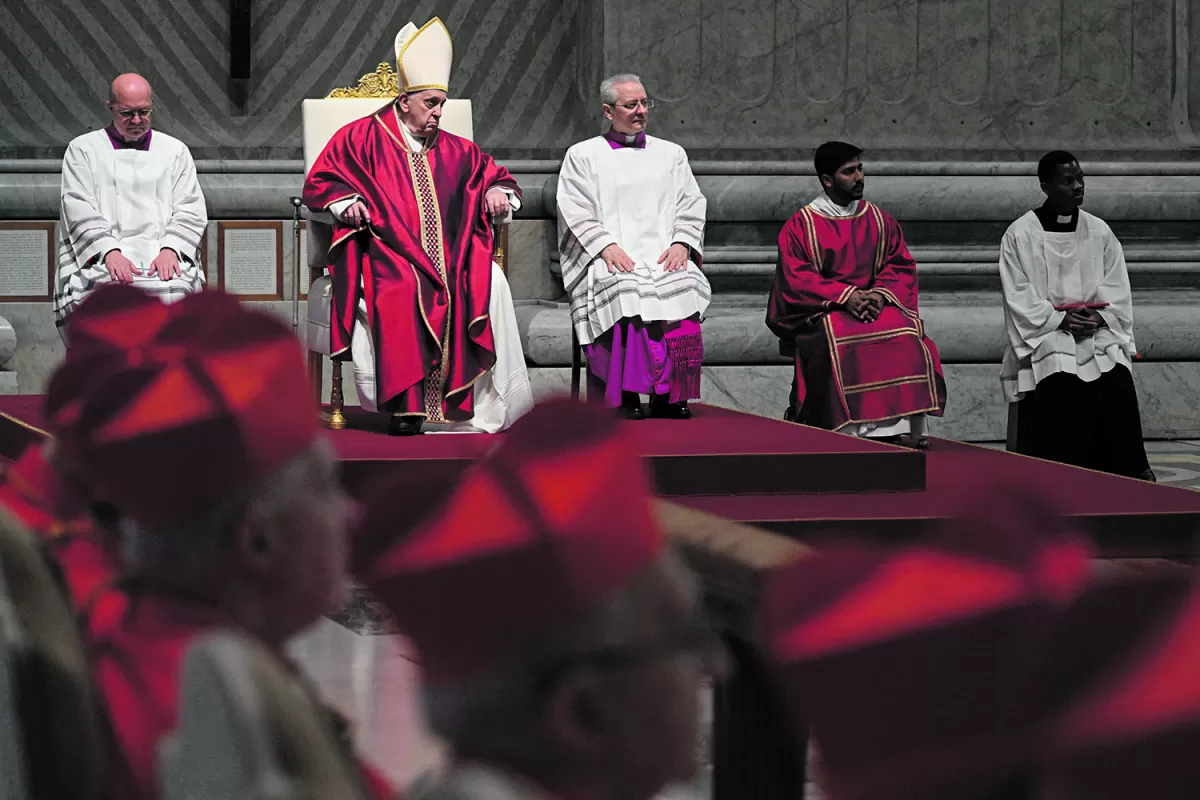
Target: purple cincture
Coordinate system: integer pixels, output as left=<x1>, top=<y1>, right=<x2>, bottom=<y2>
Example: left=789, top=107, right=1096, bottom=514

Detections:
left=602, top=127, right=646, bottom=150
left=105, top=125, right=152, bottom=151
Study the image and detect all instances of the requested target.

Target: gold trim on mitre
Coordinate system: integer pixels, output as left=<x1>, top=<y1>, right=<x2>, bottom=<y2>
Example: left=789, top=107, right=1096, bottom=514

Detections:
left=395, top=17, right=452, bottom=94
left=326, top=63, right=400, bottom=98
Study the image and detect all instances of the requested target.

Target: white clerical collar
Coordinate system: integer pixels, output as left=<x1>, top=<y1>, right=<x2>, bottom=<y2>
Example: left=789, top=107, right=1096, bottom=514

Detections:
left=809, top=193, right=860, bottom=217
left=1056, top=214, right=1073, bottom=224
left=400, top=123, right=426, bottom=153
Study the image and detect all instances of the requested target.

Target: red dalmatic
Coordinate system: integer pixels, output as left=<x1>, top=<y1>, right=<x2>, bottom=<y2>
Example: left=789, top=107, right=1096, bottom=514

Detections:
left=303, top=103, right=520, bottom=421
left=766, top=202, right=946, bottom=430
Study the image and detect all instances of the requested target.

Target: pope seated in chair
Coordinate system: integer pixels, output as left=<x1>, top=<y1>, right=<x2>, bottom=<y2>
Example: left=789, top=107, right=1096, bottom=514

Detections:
left=303, top=18, right=533, bottom=436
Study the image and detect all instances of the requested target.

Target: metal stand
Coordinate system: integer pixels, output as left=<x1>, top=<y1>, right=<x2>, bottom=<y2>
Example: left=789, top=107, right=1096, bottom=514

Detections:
left=289, top=196, right=303, bottom=333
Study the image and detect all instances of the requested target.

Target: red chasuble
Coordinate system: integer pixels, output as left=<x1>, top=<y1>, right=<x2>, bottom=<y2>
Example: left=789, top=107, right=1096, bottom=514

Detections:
left=303, top=103, right=520, bottom=421
left=0, top=447, right=119, bottom=610
left=88, top=589, right=394, bottom=800
left=766, top=201, right=946, bottom=431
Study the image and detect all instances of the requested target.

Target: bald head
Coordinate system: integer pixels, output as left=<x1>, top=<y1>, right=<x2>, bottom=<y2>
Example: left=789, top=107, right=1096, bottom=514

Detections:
left=107, top=73, right=154, bottom=142
left=109, top=73, right=152, bottom=106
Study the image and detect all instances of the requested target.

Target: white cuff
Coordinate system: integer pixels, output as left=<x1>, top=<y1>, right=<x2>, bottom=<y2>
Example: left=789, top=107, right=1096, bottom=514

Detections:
left=328, top=196, right=361, bottom=222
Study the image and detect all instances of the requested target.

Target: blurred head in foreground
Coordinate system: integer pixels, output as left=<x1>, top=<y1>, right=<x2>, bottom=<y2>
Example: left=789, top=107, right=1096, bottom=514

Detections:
left=45, top=284, right=352, bottom=647
left=356, top=397, right=726, bottom=800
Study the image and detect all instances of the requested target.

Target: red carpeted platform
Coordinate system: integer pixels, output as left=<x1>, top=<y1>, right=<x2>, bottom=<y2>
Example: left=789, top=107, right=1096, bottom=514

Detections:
left=3, top=395, right=1198, bottom=556
left=322, top=404, right=925, bottom=496
left=0, top=398, right=924, bottom=496
left=676, top=438, right=1200, bottom=557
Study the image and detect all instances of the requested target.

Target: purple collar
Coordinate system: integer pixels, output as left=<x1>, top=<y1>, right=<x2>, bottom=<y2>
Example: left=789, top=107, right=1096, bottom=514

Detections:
left=603, top=128, right=646, bottom=149
left=105, top=125, right=152, bottom=151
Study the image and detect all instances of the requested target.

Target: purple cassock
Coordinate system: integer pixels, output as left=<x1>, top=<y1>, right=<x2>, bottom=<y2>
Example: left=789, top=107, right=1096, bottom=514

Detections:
left=584, top=127, right=705, bottom=406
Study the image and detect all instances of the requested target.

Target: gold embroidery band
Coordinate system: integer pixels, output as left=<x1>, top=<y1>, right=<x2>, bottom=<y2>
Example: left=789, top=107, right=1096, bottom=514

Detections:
left=869, top=203, right=886, bottom=273
left=843, top=375, right=932, bottom=394
left=406, top=150, right=451, bottom=423
left=832, top=327, right=918, bottom=346
left=800, top=209, right=823, bottom=272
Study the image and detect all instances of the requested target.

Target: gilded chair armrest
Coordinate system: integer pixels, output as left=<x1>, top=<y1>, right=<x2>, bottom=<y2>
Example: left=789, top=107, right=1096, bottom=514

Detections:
left=491, top=209, right=513, bottom=227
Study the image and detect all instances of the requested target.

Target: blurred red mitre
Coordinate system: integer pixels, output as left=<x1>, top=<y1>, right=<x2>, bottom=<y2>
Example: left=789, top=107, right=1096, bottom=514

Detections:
left=44, top=285, right=317, bottom=531
left=762, top=482, right=1093, bottom=800
left=1043, top=569, right=1200, bottom=799
left=354, top=397, right=664, bottom=684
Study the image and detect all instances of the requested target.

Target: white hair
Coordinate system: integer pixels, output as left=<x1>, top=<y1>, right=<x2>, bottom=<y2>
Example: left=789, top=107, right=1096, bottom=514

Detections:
left=422, top=550, right=697, bottom=747
left=121, top=439, right=333, bottom=578
left=600, top=73, right=644, bottom=105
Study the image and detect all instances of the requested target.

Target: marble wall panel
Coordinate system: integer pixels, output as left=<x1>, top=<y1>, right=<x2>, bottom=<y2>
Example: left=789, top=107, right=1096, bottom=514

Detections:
left=708, top=0, right=776, bottom=105
left=1076, top=0, right=1134, bottom=107
left=777, top=0, right=849, bottom=107
left=585, top=0, right=1184, bottom=154
left=0, top=0, right=1190, bottom=158
left=1007, top=0, right=1064, bottom=106
left=934, top=0, right=990, bottom=107
left=861, top=0, right=919, bottom=106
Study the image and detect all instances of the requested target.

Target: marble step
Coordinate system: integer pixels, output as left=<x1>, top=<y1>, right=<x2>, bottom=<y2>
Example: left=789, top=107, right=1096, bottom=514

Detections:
left=517, top=289, right=1200, bottom=365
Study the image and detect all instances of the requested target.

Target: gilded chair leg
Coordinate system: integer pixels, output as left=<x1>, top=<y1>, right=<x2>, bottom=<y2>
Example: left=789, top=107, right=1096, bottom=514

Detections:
left=328, top=359, right=347, bottom=430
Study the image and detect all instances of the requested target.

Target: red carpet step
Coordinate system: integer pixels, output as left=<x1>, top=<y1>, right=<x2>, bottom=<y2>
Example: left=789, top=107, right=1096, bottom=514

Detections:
left=325, top=403, right=926, bottom=496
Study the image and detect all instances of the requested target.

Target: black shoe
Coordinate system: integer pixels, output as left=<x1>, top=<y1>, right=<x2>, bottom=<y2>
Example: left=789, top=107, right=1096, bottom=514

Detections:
left=783, top=406, right=799, bottom=422
left=649, top=395, right=692, bottom=420
left=1136, top=467, right=1157, bottom=483
left=388, top=416, right=424, bottom=436
left=616, top=392, right=644, bottom=420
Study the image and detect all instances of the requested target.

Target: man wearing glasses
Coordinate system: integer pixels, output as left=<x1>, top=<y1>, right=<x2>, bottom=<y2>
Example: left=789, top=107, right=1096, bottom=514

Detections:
left=55, top=73, right=208, bottom=340
left=557, top=75, right=710, bottom=421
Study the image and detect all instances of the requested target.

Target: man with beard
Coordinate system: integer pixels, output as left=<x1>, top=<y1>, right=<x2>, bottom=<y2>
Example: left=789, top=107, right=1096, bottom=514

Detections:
left=557, top=74, right=710, bottom=420
left=766, top=141, right=946, bottom=447
left=1000, top=150, right=1153, bottom=480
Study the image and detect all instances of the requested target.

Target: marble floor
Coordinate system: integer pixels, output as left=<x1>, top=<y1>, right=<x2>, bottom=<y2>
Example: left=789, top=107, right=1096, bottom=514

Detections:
left=292, top=440, right=1200, bottom=799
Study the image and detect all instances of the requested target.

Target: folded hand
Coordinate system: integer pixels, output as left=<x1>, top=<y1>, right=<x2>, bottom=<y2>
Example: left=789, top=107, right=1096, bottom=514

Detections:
left=845, top=289, right=879, bottom=322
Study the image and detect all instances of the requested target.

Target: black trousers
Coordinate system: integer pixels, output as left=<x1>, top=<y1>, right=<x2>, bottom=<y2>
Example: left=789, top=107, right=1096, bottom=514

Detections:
left=1014, top=365, right=1151, bottom=478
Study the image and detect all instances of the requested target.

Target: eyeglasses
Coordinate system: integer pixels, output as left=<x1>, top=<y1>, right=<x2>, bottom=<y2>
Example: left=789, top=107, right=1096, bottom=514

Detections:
left=614, top=99, right=655, bottom=110
left=114, top=108, right=153, bottom=120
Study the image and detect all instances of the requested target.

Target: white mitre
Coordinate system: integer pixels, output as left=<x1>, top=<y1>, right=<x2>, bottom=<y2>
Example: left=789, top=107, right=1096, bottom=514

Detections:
left=394, top=18, right=453, bottom=93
